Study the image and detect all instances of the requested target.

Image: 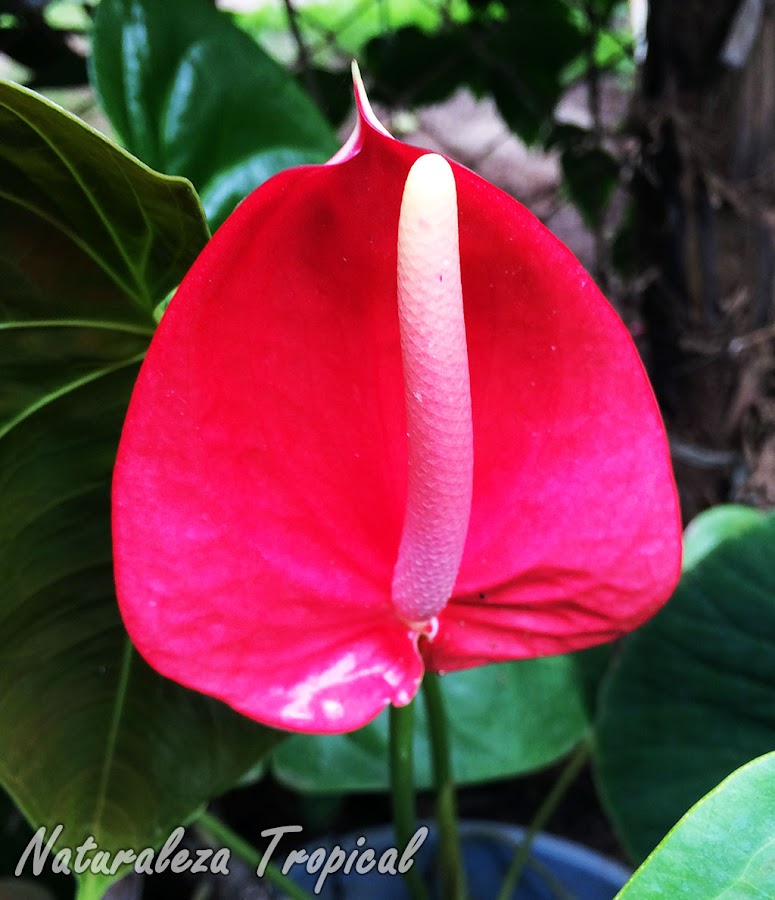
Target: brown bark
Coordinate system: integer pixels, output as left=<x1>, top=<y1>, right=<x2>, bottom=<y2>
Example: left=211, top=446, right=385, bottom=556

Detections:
left=634, top=0, right=775, bottom=519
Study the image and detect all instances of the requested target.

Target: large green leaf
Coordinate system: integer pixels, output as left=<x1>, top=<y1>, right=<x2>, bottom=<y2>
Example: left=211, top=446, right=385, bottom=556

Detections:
left=273, top=656, right=589, bottom=793
left=618, top=752, right=775, bottom=898
left=0, top=80, right=207, bottom=319
left=595, top=507, right=775, bottom=862
left=0, top=80, right=282, bottom=899
left=90, top=0, right=337, bottom=226
left=680, top=503, right=764, bottom=572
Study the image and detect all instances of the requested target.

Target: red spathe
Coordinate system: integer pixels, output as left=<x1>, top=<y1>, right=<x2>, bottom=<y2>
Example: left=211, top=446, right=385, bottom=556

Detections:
left=112, top=75, right=682, bottom=734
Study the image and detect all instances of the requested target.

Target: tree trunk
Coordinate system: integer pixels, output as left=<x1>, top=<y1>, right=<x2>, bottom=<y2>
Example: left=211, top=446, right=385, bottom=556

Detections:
left=635, top=0, right=775, bottom=519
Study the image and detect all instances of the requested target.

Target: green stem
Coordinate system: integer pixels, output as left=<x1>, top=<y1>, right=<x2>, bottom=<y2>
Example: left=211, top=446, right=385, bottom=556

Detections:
left=495, top=741, right=590, bottom=900
left=74, top=875, right=109, bottom=900
left=422, top=672, right=467, bottom=900
left=389, top=699, right=430, bottom=900
left=197, top=810, right=313, bottom=900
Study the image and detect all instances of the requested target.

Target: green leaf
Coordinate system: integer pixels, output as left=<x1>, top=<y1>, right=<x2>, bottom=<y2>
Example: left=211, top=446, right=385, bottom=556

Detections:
left=617, top=752, right=775, bottom=898
left=90, top=0, right=337, bottom=224
left=560, top=144, right=620, bottom=229
left=550, top=125, right=620, bottom=229
left=0, top=80, right=281, bottom=897
left=235, top=0, right=471, bottom=60
left=0, top=79, right=208, bottom=316
left=488, top=3, right=586, bottom=144
left=571, top=643, right=616, bottom=721
left=200, top=146, right=324, bottom=232
left=365, top=0, right=586, bottom=145
left=681, top=503, right=764, bottom=572
left=595, top=510, right=775, bottom=862
left=273, top=656, right=589, bottom=793
left=365, top=27, right=478, bottom=110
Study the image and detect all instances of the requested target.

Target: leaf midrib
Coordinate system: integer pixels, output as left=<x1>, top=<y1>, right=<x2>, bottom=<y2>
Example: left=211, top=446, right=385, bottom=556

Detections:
left=0, top=351, right=146, bottom=442
left=0, top=187, right=146, bottom=305
left=0, top=319, right=154, bottom=335
left=90, top=638, right=134, bottom=844
left=1, top=99, right=155, bottom=308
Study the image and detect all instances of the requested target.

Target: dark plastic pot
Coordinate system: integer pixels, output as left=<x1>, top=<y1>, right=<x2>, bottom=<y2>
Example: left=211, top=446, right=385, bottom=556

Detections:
left=289, top=819, right=631, bottom=899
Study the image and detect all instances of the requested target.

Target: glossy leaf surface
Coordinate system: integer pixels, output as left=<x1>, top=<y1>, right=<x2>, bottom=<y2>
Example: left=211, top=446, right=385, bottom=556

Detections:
left=91, top=0, right=337, bottom=225
left=0, top=80, right=280, bottom=897
left=681, top=503, right=763, bottom=572
left=596, top=508, right=775, bottom=861
left=618, top=752, right=775, bottom=898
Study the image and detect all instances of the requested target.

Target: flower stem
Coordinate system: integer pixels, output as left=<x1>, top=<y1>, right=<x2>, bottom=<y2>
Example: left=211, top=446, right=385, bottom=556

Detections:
left=389, top=699, right=430, bottom=900
left=422, top=672, right=467, bottom=900
left=197, top=809, right=313, bottom=900
left=495, top=741, right=590, bottom=900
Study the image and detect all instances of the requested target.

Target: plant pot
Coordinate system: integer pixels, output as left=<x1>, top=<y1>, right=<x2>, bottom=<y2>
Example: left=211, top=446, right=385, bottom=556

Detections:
left=288, top=819, right=631, bottom=899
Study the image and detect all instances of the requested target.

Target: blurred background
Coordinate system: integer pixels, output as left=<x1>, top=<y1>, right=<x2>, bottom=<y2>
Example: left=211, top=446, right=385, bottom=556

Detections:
left=3, top=0, right=774, bottom=524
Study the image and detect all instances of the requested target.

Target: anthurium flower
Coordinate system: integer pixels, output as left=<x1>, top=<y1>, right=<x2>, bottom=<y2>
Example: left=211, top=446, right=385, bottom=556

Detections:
left=112, top=66, right=682, bottom=735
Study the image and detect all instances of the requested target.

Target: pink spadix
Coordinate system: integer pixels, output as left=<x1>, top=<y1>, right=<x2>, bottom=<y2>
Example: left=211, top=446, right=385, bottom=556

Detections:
left=391, top=154, right=474, bottom=630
